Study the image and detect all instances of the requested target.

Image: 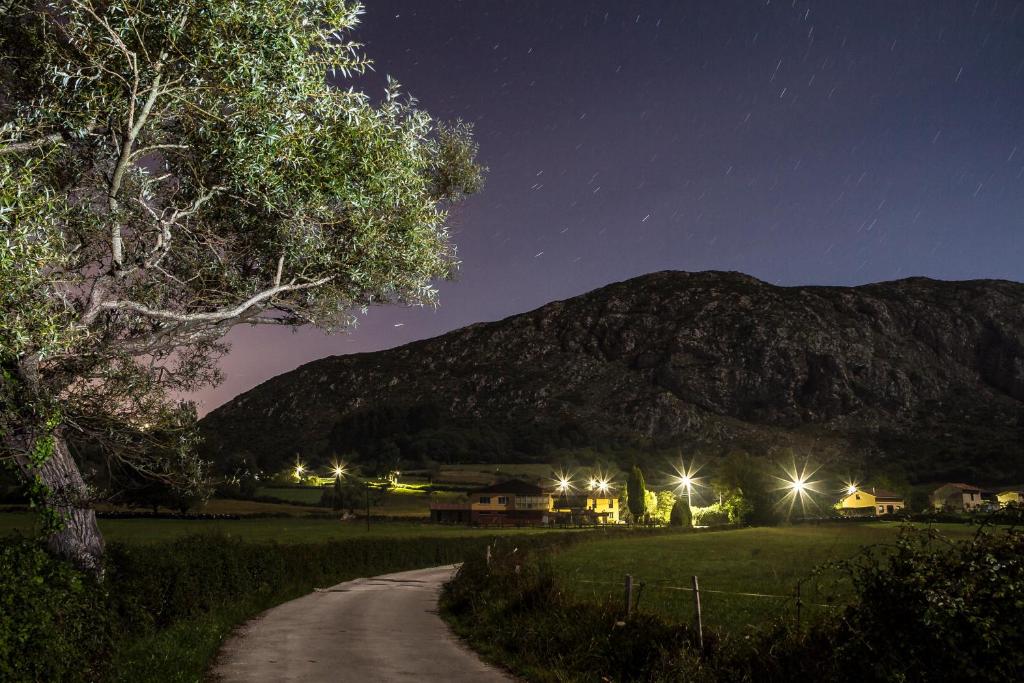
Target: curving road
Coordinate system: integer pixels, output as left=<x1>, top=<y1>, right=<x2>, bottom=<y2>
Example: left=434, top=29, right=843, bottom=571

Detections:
left=212, top=565, right=513, bottom=682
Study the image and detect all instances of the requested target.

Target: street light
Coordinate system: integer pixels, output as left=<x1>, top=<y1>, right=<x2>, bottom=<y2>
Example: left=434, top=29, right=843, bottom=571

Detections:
left=775, top=460, right=822, bottom=519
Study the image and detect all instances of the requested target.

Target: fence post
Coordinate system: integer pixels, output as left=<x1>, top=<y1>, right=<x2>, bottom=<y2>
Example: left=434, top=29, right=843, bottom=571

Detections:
left=795, top=580, right=802, bottom=630
left=692, top=575, right=704, bottom=651
left=624, top=574, right=634, bottom=617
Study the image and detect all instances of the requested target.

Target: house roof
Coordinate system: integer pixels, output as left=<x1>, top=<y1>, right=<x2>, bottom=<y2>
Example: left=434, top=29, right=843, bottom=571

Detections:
left=476, top=479, right=547, bottom=496
left=845, top=488, right=903, bottom=501
left=935, top=482, right=981, bottom=493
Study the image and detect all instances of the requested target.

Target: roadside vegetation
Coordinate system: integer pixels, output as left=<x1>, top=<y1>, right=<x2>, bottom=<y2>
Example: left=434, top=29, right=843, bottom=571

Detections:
left=442, top=513, right=1024, bottom=682
left=0, top=529, right=579, bottom=682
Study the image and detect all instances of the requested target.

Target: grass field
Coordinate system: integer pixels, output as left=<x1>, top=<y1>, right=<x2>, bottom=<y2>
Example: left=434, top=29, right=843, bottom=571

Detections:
left=0, top=510, right=566, bottom=544
left=551, top=522, right=978, bottom=635
left=257, top=485, right=467, bottom=517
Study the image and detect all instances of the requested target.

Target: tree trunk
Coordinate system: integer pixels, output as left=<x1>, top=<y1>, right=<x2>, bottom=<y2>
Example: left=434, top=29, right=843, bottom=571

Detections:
left=3, top=358, right=105, bottom=573
left=36, top=433, right=105, bottom=573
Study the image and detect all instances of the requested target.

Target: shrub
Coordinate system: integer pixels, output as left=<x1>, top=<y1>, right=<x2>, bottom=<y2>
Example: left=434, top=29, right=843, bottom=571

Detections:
left=670, top=498, right=693, bottom=527
left=443, top=518, right=1024, bottom=682
left=442, top=538, right=705, bottom=682
left=691, top=502, right=729, bottom=526
left=0, top=538, right=112, bottom=682
left=1, top=531, right=578, bottom=681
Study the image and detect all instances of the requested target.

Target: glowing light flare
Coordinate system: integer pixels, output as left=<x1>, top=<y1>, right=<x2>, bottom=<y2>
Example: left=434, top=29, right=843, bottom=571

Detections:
left=773, top=460, right=824, bottom=518
left=552, top=469, right=576, bottom=494
left=669, top=460, right=704, bottom=499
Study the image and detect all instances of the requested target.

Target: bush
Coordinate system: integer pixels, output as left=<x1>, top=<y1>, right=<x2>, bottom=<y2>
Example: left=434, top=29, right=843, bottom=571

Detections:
left=0, top=538, right=112, bottom=682
left=443, top=518, right=1024, bottom=682
left=442, top=538, right=704, bottom=682
left=670, top=498, right=693, bottom=527
left=0, top=531, right=578, bottom=682
left=691, top=502, right=729, bottom=526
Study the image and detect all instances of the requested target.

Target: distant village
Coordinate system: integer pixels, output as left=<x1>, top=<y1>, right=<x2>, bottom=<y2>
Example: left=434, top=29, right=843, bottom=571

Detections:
left=428, top=479, right=1024, bottom=526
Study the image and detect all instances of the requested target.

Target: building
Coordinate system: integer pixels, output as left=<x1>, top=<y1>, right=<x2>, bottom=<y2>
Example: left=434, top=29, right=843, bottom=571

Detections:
left=550, top=493, right=620, bottom=524
left=930, top=483, right=984, bottom=511
left=429, top=479, right=551, bottom=526
left=996, top=490, right=1024, bottom=508
left=836, top=488, right=905, bottom=516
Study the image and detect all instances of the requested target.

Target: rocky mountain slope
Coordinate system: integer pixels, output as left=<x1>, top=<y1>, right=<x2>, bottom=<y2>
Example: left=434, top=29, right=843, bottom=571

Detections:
left=200, top=271, right=1024, bottom=482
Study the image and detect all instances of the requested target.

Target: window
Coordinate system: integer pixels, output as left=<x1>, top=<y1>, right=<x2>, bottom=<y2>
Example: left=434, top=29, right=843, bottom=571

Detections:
left=855, top=494, right=861, bottom=500
left=497, top=496, right=508, bottom=505
left=479, top=496, right=491, bottom=504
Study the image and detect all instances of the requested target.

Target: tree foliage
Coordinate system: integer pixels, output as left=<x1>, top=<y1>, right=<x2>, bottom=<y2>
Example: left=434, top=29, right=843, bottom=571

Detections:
left=713, top=450, right=776, bottom=525
left=0, top=0, right=482, bottom=567
left=626, top=465, right=647, bottom=521
left=669, top=496, right=692, bottom=527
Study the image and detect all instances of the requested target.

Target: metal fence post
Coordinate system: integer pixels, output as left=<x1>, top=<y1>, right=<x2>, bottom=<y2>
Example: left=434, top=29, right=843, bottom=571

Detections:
left=692, top=575, right=704, bottom=651
left=624, top=574, right=634, bottom=616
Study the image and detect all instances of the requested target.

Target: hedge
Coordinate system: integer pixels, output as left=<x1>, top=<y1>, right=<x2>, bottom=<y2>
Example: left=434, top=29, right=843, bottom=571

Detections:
left=0, top=531, right=577, bottom=682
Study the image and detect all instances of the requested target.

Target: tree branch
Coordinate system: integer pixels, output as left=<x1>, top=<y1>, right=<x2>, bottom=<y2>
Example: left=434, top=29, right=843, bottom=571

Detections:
left=0, top=133, right=64, bottom=154
left=98, top=277, right=333, bottom=323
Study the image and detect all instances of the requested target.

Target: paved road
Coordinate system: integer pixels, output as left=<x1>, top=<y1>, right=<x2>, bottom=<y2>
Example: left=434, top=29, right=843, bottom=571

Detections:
left=212, top=565, right=514, bottom=682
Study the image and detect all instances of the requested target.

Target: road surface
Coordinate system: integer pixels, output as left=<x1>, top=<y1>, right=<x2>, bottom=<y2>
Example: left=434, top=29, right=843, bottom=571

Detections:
left=212, top=565, right=514, bottom=682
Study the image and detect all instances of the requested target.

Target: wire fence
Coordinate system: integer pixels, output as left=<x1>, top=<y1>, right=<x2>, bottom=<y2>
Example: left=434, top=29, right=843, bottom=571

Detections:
left=567, top=572, right=845, bottom=634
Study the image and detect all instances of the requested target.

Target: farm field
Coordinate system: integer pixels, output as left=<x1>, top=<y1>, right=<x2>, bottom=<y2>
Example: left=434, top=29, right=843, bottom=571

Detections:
left=550, top=522, right=979, bottom=635
left=257, top=485, right=467, bottom=516
left=0, top=510, right=567, bottom=544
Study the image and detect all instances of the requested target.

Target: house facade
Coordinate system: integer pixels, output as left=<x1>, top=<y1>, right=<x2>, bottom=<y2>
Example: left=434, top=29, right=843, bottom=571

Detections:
left=550, top=494, right=620, bottom=524
left=930, top=483, right=984, bottom=511
left=836, top=488, right=905, bottom=516
left=430, top=479, right=551, bottom=525
left=996, top=490, right=1024, bottom=507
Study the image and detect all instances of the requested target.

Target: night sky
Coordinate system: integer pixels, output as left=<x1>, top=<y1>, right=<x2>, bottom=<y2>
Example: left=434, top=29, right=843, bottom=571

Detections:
left=190, top=0, right=1024, bottom=413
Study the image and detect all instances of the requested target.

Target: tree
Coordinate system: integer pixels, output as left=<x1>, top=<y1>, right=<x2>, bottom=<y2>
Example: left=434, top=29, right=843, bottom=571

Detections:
left=714, top=450, right=776, bottom=525
left=332, top=475, right=344, bottom=511
left=626, top=465, right=647, bottom=522
left=0, top=0, right=482, bottom=570
left=654, top=490, right=676, bottom=524
left=644, top=489, right=658, bottom=523
left=670, top=497, right=692, bottom=528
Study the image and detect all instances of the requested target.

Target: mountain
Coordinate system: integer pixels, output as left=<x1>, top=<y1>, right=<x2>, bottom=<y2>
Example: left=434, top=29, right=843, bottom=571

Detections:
left=199, top=271, right=1024, bottom=482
